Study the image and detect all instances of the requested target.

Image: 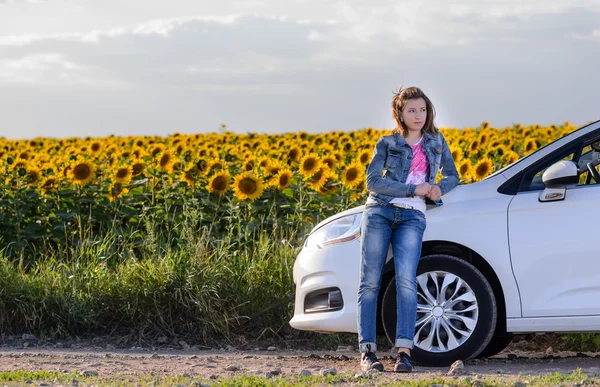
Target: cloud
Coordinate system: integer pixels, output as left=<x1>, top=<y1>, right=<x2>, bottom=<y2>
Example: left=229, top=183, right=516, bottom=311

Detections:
left=0, top=52, right=125, bottom=86
left=569, top=29, right=600, bottom=41
left=0, top=5, right=599, bottom=138
left=0, top=15, right=335, bottom=89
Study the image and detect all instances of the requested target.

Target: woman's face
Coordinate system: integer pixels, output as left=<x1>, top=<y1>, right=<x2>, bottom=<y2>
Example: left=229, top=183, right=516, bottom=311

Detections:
left=401, top=98, right=427, bottom=133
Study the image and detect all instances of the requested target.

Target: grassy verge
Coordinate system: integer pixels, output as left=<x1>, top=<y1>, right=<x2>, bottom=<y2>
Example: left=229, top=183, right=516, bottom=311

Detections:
left=0, top=369, right=596, bottom=386
left=0, top=224, right=299, bottom=344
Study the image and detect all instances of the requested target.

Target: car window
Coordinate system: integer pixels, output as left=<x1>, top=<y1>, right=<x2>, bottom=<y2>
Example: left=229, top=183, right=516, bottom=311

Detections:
left=577, top=142, right=600, bottom=185
left=522, top=139, right=600, bottom=191
left=528, top=152, right=576, bottom=191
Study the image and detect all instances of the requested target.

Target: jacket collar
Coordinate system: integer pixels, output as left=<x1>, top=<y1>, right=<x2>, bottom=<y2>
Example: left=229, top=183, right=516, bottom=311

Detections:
left=393, top=131, right=439, bottom=147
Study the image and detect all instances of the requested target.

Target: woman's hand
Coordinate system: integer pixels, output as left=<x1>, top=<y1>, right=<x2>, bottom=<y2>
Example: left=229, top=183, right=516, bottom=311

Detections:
left=414, top=183, right=432, bottom=196
left=426, top=185, right=442, bottom=201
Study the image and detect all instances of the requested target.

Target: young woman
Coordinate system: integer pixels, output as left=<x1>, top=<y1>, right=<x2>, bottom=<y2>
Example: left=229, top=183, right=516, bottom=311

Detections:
left=357, top=86, right=458, bottom=372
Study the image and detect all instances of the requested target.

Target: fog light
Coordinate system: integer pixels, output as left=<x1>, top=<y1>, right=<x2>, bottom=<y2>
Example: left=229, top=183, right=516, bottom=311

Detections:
left=304, top=287, right=343, bottom=314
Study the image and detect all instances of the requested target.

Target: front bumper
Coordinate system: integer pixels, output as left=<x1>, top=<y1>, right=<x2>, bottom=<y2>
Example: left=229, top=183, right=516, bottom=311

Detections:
left=289, top=238, right=361, bottom=334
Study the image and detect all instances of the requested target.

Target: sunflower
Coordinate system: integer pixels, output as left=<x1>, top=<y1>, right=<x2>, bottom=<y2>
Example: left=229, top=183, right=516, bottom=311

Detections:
left=207, top=171, right=230, bottom=196
left=90, top=141, right=102, bottom=155
left=342, top=140, right=355, bottom=153
left=174, top=143, right=186, bottom=155
left=69, top=160, right=95, bottom=186
left=341, top=162, right=365, bottom=189
left=469, top=140, right=480, bottom=153
left=11, top=160, right=28, bottom=172
left=150, top=145, right=164, bottom=158
left=41, top=163, right=58, bottom=176
left=358, top=149, right=372, bottom=164
left=524, top=139, right=537, bottom=154
left=458, top=160, right=472, bottom=180
left=473, top=158, right=492, bottom=181
left=266, top=161, right=282, bottom=177
left=321, top=155, right=337, bottom=170
left=233, top=172, right=264, bottom=201
left=208, top=158, right=226, bottom=174
left=317, top=171, right=339, bottom=195
left=306, top=165, right=329, bottom=191
left=107, top=155, right=117, bottom=168
left=157, top=150, right=175, bottom=172
left=450, top=146, right=463, bottom=163
left=169, top=160, right=186, bottom=174
left=113, top=166, right=132, bottom=183
left=478, top=132, right=489, bottom=147
left=299, top=153, right=322, bottom=178
left=131, top=160, right=146, bottom=177
left=337, top=134, right=352, bottom=146
left=257, top=156, right=271, bottom=169
left=26, top=168, right=41, bottom=186
left=296, top=131, right=309, bottom=141
left=108, top=181, right=129, bottom=202
left=242, top=158, right=255, bottom=172
left=285, top=146, right=301, bottom=165
left=504, top=150, right=520, bottom=165
left=131, top=148, right=145, bottom=159
left=40, top=176, right=58, bottom=193
left=495, top=145, right=510, bottom=157
left=180, top=170, right=196, bottom=187
left=194, top=158, right=209, bottom=176
left=11, top=162, right=29, bottom=179
left=273, top=169, right=293, bottom=190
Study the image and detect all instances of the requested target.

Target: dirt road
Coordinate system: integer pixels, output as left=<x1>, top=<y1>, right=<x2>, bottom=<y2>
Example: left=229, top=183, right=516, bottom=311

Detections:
left=1, top=345, right=599, bottom=384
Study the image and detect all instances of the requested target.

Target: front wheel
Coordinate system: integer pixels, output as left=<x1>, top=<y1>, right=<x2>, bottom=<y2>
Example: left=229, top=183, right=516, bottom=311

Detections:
left=381, top=254, right=497, bottom=366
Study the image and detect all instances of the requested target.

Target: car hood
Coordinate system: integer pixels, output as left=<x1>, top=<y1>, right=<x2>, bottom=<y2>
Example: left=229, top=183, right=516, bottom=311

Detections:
left=309, top=176, right=504, bottom=234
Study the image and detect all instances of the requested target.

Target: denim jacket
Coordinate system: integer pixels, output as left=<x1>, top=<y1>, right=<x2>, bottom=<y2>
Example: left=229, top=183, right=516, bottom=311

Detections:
left=365, top=131, right=459, bottom=207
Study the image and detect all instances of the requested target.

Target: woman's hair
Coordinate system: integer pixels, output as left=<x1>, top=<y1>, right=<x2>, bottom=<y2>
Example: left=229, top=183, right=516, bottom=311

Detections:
left=391, top=86, right=439, bottom=136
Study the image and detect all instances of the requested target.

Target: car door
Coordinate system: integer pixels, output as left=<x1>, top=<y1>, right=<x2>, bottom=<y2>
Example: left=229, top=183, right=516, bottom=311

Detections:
left=508, top=139, right=600, bottom=318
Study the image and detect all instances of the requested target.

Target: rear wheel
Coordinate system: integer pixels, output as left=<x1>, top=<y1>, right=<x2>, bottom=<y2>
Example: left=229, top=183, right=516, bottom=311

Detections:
left=381, top=254, right=497, bottom=366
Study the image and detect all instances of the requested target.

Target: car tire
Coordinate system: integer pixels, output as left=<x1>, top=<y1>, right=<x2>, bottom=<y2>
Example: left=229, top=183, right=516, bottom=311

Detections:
left=476, top=333, right=513, bottom=358
left=381, top=254, right=497, bottom=366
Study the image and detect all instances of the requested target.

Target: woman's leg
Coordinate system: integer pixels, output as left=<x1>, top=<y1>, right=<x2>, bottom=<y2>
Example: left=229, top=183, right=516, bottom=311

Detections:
left=357, top=205, right=393, bottom=353
left=391, top=209, right=426, bottom=353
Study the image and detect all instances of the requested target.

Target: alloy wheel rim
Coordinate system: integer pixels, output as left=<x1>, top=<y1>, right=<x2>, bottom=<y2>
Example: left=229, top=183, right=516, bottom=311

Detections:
left=414, top=270, right=479, bottom=353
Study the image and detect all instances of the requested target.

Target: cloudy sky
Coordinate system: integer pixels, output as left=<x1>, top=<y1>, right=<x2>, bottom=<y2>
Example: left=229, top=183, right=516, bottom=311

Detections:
left=0, top=0, right=599, bottom=139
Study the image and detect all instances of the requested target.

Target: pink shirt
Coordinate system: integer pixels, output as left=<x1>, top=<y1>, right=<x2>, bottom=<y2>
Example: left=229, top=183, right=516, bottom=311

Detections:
left=386, top=136, right=430, bottom=215
left=405, top=138, right=430, bottom=185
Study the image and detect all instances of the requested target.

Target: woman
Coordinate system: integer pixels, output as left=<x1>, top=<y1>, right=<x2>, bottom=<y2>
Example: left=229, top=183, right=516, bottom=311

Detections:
left=357, top=86, right=459, bottom=372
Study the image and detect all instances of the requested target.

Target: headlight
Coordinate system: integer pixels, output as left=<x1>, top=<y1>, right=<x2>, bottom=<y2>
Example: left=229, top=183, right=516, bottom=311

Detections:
left=306, top=214, right=362, bottom=248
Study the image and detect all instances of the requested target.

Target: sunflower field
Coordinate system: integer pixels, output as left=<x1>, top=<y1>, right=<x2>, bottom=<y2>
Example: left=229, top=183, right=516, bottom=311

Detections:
left=0, top=121, right=581, bottom=343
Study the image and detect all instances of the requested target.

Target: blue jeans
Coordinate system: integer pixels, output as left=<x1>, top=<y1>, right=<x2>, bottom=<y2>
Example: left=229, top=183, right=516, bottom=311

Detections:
left=357, top=203, right=426, bottom=352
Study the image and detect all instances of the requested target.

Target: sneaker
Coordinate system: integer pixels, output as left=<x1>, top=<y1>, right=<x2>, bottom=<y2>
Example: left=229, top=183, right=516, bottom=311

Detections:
left=394, top=351, right=413, bottom=372
left=360, top=344, right=384, bottom=372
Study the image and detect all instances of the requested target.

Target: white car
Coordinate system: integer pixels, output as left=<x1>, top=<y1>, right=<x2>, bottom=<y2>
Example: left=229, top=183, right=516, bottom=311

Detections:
left=290, top=120, right=600, bottom=366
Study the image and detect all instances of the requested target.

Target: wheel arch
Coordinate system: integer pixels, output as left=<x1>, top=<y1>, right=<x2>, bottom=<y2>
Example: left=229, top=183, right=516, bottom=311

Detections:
left=379, top=240, right=507, bottom=336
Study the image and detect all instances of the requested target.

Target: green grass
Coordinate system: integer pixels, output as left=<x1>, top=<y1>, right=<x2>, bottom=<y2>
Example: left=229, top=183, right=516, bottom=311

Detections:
left=0, top=369, right=596, bottom=387
left=0, top=223, right=300, bottom=343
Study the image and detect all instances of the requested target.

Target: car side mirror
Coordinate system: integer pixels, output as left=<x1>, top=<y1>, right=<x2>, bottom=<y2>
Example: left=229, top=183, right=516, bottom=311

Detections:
left=539, top=160, right=578, bottom=202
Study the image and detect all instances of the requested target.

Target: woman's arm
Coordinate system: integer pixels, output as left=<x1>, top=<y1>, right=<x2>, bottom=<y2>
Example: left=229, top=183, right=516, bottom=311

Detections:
left=365, top=137, right=417, bottom=198
left=436, top=133, right=459, bottom=195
